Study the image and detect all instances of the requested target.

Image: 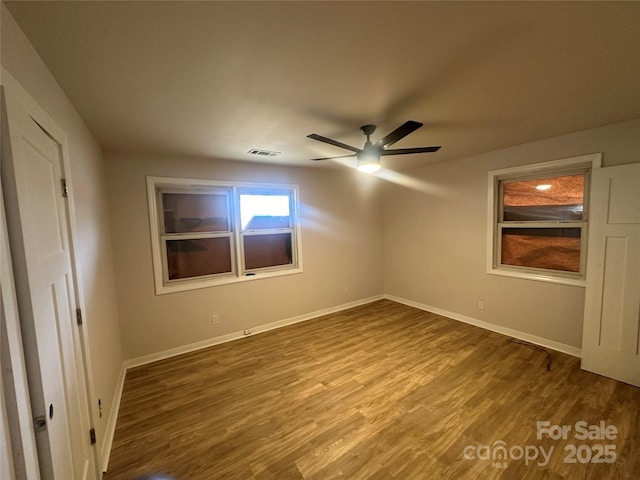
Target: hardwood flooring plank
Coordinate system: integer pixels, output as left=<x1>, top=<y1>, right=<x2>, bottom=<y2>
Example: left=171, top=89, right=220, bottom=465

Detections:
left=104, top=300, right=640, bottom=480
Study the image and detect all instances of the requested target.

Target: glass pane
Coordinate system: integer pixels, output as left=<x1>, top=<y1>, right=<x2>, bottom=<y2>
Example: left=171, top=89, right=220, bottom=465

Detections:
left=501, top=228, right=581, bottom=272
left=240, top=194, right=290, bottom=230
left=244, top=233, right=292, bottom=270
left=166, top=237, right=232, bottom=280
left=502, top=174, right=584, bottom=221
left=163, top=193, right=229, bottom=233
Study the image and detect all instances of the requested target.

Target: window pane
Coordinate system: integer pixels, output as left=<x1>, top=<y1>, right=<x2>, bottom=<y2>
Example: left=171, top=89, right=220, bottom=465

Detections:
left=501, top=228, right=581, bottom=272
left=244, top=233, right=292, bottom=270
left=502, top=174, right=584, bottom=221
left=163, top=193, right=229, bottom=233
left=240, top=194, right=290, bottom=230
left=166, top=237, right=232, bottom=280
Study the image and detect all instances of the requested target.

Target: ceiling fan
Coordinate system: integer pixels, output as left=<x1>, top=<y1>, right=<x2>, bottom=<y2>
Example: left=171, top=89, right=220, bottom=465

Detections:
left=307, top=120, right=440, bottom=173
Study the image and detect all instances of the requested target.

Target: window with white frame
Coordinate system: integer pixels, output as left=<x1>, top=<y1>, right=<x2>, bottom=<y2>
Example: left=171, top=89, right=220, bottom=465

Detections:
left=147, top=177, right=302, bottom=294
left=487, top=153, right=601, bottom=286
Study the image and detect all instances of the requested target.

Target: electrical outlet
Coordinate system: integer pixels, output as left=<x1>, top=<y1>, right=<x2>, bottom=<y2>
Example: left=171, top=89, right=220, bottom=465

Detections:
left=211, top=314, right=220, bottom=325
left=477, top=300, right=485, bottom=310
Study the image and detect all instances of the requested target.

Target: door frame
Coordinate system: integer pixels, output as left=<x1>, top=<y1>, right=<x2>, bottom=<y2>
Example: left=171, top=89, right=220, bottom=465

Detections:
left=1, top=68, right=101, bottom=477
left=0, top=143, right=40, bottom=478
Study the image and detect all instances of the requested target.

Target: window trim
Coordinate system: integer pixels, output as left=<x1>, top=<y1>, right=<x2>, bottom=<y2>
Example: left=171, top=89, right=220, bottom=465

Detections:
left=147, top=176, right=303, bottom=295
left=486, top=153, right=602, bottom=287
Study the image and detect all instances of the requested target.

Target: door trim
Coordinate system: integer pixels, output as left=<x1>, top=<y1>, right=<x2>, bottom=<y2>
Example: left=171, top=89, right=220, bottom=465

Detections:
left=0, top=132, right=41, bottom=478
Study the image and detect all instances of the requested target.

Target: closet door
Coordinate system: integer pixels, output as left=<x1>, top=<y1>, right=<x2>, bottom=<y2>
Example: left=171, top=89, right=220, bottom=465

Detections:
left=2, top=74, right=97, bottom=479
left=581, top=162, right=640, bottom=387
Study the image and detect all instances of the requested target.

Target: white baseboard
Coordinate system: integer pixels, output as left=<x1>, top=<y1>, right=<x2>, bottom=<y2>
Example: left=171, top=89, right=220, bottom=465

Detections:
left=120, top=290, right=580, bottom=372
left=383, top=294, right=582, bottom=358
left=100, top=364, right=126, bottom=473
left=124, top=294, right=384, bottom=369
left=384, top=294, right=582, bottom=358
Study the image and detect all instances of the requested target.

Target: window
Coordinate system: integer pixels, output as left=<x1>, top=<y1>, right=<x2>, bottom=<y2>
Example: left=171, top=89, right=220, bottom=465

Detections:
left=487, top=153, right=601, bottom=286
left=148, top=177, right=302, bottom=294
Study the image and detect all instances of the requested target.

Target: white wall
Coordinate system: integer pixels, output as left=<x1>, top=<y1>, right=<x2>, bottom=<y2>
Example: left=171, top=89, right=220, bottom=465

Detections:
left=1, top=4, right=124, bottom=466
left=383, top=118, right=640, bottom=350
left=105, top=153, right=384, bottom=360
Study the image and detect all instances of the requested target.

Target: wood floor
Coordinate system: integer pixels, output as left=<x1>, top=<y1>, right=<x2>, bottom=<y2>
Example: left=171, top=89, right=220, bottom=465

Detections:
left=103, top=300, right=640, bottom=480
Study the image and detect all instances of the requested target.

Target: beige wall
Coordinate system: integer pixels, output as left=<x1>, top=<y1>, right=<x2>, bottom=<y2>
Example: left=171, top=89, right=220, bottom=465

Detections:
left=104, top=153, right=384, bottom=359
left=382, top=118, right=640, bottom=349
left=1, top=4, right=124, bottom=460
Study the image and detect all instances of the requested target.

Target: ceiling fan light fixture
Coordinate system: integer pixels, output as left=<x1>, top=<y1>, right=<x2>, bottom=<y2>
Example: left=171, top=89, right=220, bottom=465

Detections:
left=307, top=120, right=438, bottom=170
left=356, top=150, right=381, bottom=173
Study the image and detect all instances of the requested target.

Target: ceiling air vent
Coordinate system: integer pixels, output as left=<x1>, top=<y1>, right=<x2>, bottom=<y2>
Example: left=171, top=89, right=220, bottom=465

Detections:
left=247, top=149, right=280, bottom=157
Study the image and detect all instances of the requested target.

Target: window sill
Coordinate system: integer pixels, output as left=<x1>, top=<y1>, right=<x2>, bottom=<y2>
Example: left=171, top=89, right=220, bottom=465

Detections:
left=155, top=267, right=303, bottom=295
left=487, top=267, right=586, bottom=287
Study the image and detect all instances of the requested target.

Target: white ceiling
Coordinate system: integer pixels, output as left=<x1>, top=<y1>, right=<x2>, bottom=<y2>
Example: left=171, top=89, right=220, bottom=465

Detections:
left=5, top=1, right=640, bottom=171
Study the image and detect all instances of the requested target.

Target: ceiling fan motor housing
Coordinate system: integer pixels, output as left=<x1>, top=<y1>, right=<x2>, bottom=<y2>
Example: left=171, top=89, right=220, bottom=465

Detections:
left=360, top=124, right=377, bottom=138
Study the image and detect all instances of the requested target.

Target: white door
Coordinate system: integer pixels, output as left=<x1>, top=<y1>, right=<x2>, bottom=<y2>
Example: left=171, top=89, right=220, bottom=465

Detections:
left=1, top=340, right=17, bottom=480
left=2, top=81, right=97, bottom=479
left=581, top=162, right=640, bottom=387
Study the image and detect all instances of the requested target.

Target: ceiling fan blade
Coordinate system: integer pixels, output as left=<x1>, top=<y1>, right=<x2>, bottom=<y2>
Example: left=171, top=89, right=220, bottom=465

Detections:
left=380, top=146, right=441, bottom=156
left=374, top=120, right=423, bottom=148
left=310, top=153, right=357, bottom=161
left=307, top=134, right=360, bottom=153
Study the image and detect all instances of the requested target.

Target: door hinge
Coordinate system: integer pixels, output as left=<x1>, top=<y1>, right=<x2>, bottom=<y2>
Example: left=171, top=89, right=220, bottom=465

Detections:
left=89, top=427, right=96, bottom=445
left=61, top=178, right=69, bottom=198
left=76, top=308, right=83, bottom=326
left=34, top=415, right=47, bottom=433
